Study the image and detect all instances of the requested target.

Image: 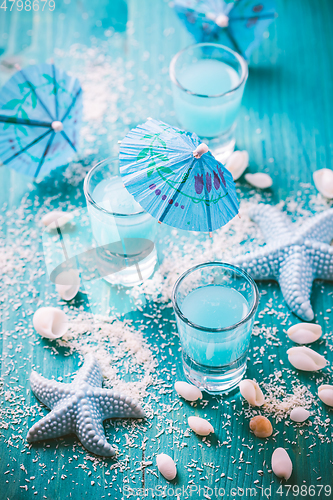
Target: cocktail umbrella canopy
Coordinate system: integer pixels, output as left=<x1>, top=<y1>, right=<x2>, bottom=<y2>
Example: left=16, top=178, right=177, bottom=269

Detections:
left=173, top=0, right=276, bottom=59
left=119, top=119, right=239, bottom=233
left=0, top=63, right=82, bottom=178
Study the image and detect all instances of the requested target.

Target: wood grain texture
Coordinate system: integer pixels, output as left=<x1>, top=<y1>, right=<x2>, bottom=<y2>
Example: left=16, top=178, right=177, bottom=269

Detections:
left=1, top=0, right=333, bottom=499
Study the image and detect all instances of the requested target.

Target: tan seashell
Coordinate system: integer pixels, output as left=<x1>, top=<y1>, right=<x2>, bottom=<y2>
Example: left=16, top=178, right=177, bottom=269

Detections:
left=156, top=453, right=177, bottom=481
left=318, top=384, right=333, bottom=407
left=245, top=172, right=273, bottom=189
left=271, top=447, right=293, bottom=480
left=174, top=381, right=202, bottom=402
left=188, top=416, right=214, bottom=436
left=239, top=379, right=265, bottom=406
left=287, top=323, right=322, bottom=344
left=290, top=407, right=310, bottom=423
left=225, top=150, right=249, bottom=180
left=287, top=346, right=327, bottom=371
left=249, top=415, right=273, bottom=438
left=55, top=269, right=80, bottom=301
left=313, top=168, right=333, bottom=199
left=33, top=307, right=68, bottom=340
left=42, top=210, right=73, bottom=229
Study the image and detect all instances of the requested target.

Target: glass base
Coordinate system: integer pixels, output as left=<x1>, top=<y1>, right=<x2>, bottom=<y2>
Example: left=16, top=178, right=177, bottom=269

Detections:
left=207, top=126, right=236, bottom=164
left=103, top=247, right=157, bottom=287
left=182, top=352, right=247, bottom=395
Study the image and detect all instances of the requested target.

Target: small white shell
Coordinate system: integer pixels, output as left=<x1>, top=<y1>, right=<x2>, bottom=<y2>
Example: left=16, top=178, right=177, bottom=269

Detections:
left=188, top=416, right=214, bottom=436
left=318, top=384, right=333, bottom=407
left=287, top=346, right=327, bottom=371
left=239, top=379, right=265, bottom=406
left=174, top=381, right=202, bottom=402
left=290, top=407, right=310, bottom=423
left=245, top=172, right=273, bottom=189
left=271, top=448, right=293, bottom=480
left=156, top=453, right=177, bottom=481
left=287, top=323, right=322, bottom=344
left=313, top=168, right=333, bottom=199
left=225, top=150, right=249, bottom=180
left=55, top=269, right=80, bottom=301
left=33, top=307, right=68, bottom=340
left=42, top=210, right=73, bottom=229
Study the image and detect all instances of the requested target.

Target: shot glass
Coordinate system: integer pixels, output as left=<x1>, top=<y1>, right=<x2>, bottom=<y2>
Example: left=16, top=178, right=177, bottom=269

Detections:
left=170, top=43, right=248, bottom=161
left=172, top=262, right=259, bottom=394
left=84, top=158, right=158, bottom=287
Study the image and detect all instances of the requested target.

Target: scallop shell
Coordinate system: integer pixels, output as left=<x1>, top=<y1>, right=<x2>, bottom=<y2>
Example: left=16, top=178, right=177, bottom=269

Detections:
left=33, top=307, right=68, bottom=340
left=287, top=346, right=327, bottom=371
left=174, top=381, right=202, bottom=402
left=245, top=172, right=273, bottom=189
left=225, top=150, right=249, bottom=180
left=313, top=168, right=333, bottom=199
left=42, top=210, right=73, bottom=229
left=239, top=379, right=265, bottom=406
left=55, top=269, right=80, bottom=301
left=290, top=407, right=310, bottom=423
left=287, top=323, right=322, bottom=344
left=318, top=384, right=333, bottom=407
left=271, top=448, right=293, bottom=480
left=156, top=453, right=177, bottom=481
left=188, top=416, right=214, bottom=436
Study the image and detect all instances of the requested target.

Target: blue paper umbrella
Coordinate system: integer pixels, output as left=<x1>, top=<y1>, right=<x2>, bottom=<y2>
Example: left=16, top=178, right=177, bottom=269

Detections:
left=0, top=63, right=82, bottom=178
left=119, top=119, right=239, bottom=232
left=173, top=0, right=276, bottom=59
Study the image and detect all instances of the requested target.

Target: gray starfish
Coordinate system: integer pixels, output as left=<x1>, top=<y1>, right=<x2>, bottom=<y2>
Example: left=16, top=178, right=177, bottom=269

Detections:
left=27, top=354, right=145, bottom=457
left=233, top=204, right=333, bottom=321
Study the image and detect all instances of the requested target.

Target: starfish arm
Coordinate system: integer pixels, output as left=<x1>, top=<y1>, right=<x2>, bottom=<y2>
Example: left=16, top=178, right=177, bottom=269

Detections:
left=307, top=241, right=333, bottom=279
left=30, top=371, right=72, bottom=409
left=233, top=245, right=282, bottom=280
left=73, top=354, right=103, bottom=388
left=96, top=388, right=146, bottom=420
left=27, top=400, right=74, bottom=442
left=278, top=246, right=315, bottom=321
left=249, top=204, right=294, bottom=243
left=297, top=209, right=333, bottom=244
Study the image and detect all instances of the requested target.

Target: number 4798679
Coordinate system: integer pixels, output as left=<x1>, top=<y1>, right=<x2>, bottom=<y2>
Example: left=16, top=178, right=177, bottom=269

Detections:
left=1, top=0, right=55, bottom=11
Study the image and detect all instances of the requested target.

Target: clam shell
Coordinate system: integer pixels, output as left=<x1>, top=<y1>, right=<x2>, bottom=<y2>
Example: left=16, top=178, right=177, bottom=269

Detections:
left=245, top=172, right=273, bottom=189
left=287, top=323, right=322, bottom=344
left=156, top=453, right=177, bottom=481
left=318, top=384, right=333, bottom=407
left=225, top=150, right=249, bottom=180
left=55, top=269, right=80, bottom=301
left=239, top=379, right=265, bottom=406
left=42, top=210, right=73, bottom=229
left=290, top=407, right=310, bottom=423
left=33, top=307, right=68, bottom=340
left=271, top=448, right=293, bottom=480
left=188, top=416, right=214, bottom=436
left=287, top=346, right=327, bottom=371
left=313, top=168, right=333, bottom=199
left=174, top=381, right=202, bottom=402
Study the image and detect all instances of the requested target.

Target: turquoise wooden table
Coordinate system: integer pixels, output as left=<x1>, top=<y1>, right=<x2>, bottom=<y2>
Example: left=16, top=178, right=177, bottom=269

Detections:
left=1, top=1, right=333, bottom=499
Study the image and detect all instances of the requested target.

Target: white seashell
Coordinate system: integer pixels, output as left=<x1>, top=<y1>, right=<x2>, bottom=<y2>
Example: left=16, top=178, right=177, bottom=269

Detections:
left=239, top=379, right=265, bottom=406
left=55, top=269, right=80, bottom=301
left=41, top=210, right=73, bottom=229
left=174, top=381, right=202, bottom=402
left=156, top=453, right=177, bottom=481
left=225, top=150, right=249, bottom=180
left=313, top=168, right=333, bottom=199
left=188, top=416, right=214, bottom=436
left=33, top=307, right=68, bottom=340
left=290, top=407, right=310, bottom=423
left=245, top=172, right=273, bottom=189
left=287, top=346, right=327, bottom=371
left=318, top=384, right=333, bottom=407
left=287, top=323, right=322, bottom=344
left=271, top=448, right=293, bottom=480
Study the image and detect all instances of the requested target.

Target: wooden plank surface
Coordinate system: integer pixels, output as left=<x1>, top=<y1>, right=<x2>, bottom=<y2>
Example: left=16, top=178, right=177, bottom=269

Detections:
left=1, top=0, right=333, bottom=499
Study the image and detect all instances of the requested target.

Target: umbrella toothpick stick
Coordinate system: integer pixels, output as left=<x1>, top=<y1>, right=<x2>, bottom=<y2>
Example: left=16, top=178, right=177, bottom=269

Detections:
left=193, top=143, right=209, bottom=159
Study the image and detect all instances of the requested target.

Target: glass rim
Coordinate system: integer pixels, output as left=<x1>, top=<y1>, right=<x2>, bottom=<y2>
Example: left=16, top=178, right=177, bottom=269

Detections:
left=169, top=42, right=248, bottom=99
left=83, top=157, right=146, bottom=218
left=171, top=262, right=259, bottom=333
